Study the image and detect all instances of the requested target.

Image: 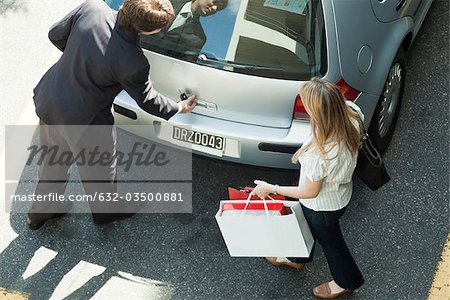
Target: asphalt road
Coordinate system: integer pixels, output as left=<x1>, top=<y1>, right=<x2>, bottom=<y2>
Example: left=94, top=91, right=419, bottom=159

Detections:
left=0, top=1, right=448, bottom=299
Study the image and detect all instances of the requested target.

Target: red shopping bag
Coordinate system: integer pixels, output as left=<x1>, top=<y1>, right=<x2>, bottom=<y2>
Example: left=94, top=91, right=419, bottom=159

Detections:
left=222, top=202, right=287, bottom=215
left=227, top=186, right=285, bottom=201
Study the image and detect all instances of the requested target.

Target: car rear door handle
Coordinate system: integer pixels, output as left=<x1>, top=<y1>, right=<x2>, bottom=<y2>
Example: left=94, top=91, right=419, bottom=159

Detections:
left=196, top=100, right=217, bottom=111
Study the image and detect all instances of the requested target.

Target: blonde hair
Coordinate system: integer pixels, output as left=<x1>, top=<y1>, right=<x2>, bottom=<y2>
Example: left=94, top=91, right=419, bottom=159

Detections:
left=292, top=77, right=361, bottom=163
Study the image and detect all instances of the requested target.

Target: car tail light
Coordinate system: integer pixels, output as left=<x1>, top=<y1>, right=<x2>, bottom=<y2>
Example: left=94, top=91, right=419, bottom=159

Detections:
left=293, top=78, right=361, bottom=121
left=336, top=78, right=361, bottom=101
left=293, top=94, right=310, bottom=121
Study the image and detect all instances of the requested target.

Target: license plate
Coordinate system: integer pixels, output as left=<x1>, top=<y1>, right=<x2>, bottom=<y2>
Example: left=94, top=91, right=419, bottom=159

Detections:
left=172, top=126, right=224, bottom=150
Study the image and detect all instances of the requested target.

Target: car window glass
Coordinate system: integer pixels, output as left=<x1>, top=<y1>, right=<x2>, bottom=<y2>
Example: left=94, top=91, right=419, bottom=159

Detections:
left=105, top=0, right=123, bottom=10
left=105, top=0, right=325, bottom=80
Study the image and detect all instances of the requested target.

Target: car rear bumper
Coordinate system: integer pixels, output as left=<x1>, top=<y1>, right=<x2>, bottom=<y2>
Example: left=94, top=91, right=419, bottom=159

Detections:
left=113, top=90, right=378, bottom=169
left=112, top=91, right=310, bottom=169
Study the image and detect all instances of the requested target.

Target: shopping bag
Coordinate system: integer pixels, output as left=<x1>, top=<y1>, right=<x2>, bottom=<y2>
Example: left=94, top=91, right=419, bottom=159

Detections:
left=221, top=201, right=288, bottom=216
left=227, top=187, right=285, bottom=200
left=215, top=199, right=314, bottom=257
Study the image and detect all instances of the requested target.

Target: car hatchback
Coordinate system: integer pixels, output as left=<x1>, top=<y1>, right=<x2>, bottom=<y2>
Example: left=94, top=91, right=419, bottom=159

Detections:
left=106, top=0, right=432, bottom=169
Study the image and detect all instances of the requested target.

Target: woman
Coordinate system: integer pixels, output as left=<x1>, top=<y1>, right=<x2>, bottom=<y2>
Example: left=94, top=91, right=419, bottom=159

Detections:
left=252, top=77, right=365, bottom=299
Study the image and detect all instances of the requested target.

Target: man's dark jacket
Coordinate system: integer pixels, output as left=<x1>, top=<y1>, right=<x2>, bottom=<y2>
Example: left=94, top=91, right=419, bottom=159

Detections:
left=33, top=0, right=179, bottom=126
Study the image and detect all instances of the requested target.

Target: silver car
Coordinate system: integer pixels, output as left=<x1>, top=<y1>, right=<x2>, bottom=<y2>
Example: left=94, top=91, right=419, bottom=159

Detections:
left=106, top=0, right=433, bottom=169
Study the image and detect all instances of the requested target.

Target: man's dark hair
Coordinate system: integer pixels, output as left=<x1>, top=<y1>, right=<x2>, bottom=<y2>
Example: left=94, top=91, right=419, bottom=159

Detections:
left=119, top=0, right=175, bottom=33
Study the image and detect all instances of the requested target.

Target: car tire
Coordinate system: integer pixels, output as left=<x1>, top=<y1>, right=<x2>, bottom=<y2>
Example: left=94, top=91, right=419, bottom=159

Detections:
left=368, top=47, right=406, bottom=153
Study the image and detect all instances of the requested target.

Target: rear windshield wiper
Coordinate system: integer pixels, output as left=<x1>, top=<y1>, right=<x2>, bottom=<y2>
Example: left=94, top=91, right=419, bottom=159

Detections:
left=196, top=54, right=283, bottom=72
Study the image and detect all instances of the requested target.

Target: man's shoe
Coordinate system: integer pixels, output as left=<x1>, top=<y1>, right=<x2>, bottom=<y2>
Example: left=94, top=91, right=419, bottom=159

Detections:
left=26, top=213, right=67, bottom=230
left=265, top=257, right=305, bottom=271
left=312, top=282, right=353, bottom=299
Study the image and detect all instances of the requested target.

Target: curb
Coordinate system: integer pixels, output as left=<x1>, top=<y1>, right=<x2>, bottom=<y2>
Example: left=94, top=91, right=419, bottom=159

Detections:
left=428, top=233, right=450, bottom=299
left=0, top=288, right=28, bottom=300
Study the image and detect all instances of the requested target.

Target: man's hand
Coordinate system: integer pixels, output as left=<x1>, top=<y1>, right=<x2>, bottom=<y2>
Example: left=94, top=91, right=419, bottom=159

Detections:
left=179, top=95, right=197, bottom=113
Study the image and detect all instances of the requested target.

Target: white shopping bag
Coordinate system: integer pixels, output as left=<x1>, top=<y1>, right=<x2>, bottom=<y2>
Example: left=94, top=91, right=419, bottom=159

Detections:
left=215, top=199, right=314, bottom=257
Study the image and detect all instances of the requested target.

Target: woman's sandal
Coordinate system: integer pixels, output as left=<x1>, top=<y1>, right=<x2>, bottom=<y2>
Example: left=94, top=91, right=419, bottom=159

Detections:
left=312, top=281, right=353, bottom=299
left=265, top=257, right=305, bottom=270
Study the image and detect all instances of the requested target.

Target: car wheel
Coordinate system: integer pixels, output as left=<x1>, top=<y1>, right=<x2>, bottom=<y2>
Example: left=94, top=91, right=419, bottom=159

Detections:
left=368, top=48, right=406, bottom=153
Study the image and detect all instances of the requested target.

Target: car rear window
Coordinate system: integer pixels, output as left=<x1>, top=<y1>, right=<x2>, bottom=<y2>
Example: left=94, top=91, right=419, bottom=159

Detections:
left=105, top=0, right=326, bottom=80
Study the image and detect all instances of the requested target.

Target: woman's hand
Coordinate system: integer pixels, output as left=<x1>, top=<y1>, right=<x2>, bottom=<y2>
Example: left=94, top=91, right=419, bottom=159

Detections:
left=252, top=180, right=275, bottom=199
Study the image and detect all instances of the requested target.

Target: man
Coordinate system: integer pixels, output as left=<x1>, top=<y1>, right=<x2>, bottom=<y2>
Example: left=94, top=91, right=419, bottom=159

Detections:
left=142, top=0, right=228, bottom=61
left=27, top=0, right=196, bottom=229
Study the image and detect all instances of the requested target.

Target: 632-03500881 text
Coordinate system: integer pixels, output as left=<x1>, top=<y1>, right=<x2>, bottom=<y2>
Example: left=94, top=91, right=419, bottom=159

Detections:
left=10, top=192, right=185, bottom=202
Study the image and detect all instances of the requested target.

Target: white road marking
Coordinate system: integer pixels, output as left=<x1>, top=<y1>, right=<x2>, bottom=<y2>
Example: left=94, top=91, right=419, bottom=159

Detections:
left=48, top=261, right=106, bottom=300
left=22, top=246, right=58, bottom=280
